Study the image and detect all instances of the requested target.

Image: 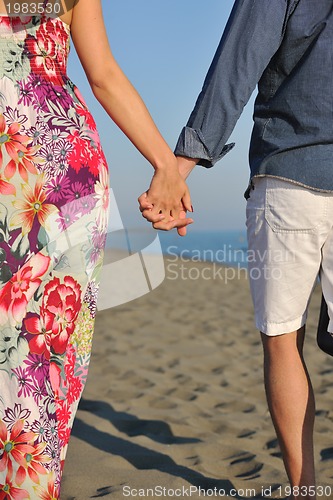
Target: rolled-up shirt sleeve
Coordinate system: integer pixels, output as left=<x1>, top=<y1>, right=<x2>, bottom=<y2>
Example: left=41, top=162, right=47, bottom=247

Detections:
left=174, top=0, right=290, bottom=167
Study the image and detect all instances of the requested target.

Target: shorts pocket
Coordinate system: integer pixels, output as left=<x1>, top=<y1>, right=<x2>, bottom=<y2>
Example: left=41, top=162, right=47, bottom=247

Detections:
left=264, top=178, right=326, bottom=233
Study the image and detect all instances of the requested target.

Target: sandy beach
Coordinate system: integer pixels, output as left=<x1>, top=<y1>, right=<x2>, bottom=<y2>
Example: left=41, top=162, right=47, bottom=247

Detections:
left=61, top=255, right=333, bottom=499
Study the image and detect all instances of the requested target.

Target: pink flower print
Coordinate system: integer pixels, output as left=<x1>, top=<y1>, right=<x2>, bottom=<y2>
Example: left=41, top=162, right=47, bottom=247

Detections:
left=18, top=79, right=36, bottom=107
left=56, top=400, right=71, bottom=445
left=57, top=422, right=70, bottom=447
left=3, top=107, right=28, bottom=128
left=31, top=417, right=57, bottom=444
left=10, top=175, right=58, bottom=236
left=90, top=225, right=107, bottom=265
left=56, top=200, right=79, bottom=231
left=12, top=367, right=34, bottom=399
left=0, top=253, right=51, bottom=326
left=0, top=15, right=32, bottom=36
left=0, top=115, right=29, bottom=165
left=3, top=404, right=31, bottom=432
left=15, top=441, right=49, bottom=487
left=25, top=74, right=51, bottom=110
left=53, top=139, right=72, bottom=166
left=44, top=175, right=70, bottom=203
left=41, top=276, right=82, bottom=355
left=43, top=127, right=67, bottom=146
left=64, top=181, right=89, bottom=205
left=67, top=376, right=83, bottom=406
left=30, top=379, right=47, bottom=405
left=33, top=473, right=60, bottom=500
left=0, top=114, right=30, bottom=191
left=25, top=314, right=51, bottom=360
left=0, top=172, right=15, bottom=196
left=0, top=420, right=35, bottom=477
left=26, top=275, right=82, bottom=359
left=49, top=362, right=61, bottom=397
left=24, top=353, right=49, bottom=379
left=74, top=86, right=97, bottom=131
left=0, top=466, right=29, bottom=499
left=4, top=143, right=41, bottom=183
left=55, top=400, right=71, bottom=429
left=24, top=20, right=65, bottom=85
left=77, top=192, right=96, bottom=216
left=64, top=343, right=75, bottom=382
left=67, top=135, right=90, bottom=174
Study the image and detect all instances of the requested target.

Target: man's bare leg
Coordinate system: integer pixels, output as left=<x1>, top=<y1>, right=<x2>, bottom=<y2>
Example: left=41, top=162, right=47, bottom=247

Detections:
left=261, top=326, right=316, bottom=500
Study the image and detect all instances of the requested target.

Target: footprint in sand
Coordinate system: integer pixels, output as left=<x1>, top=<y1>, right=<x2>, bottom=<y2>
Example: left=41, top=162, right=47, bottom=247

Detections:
left=214, top=401, right=256, bottom=413
left=265, top=438, right=282, bottom=458
left=149, top=397, right=178, bottom=409
left=227, top=451, right=264, bottom=479
left=237, top=429, right=256, bottom=438
left=320, top=447, right=333, bottom=460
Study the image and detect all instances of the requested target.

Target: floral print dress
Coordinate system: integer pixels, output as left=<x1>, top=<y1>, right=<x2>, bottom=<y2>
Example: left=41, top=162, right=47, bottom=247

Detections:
left=0, top=7, right=109, bottom=500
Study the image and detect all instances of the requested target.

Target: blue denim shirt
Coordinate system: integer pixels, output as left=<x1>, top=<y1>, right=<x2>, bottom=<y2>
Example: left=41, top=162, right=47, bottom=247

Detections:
left=174, top=0, right=333, bottom=193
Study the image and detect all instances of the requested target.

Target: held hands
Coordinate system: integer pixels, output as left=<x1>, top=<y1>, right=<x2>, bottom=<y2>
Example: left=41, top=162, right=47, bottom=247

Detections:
left=138, top=156, right=198, bottom=236
left=139, top=192, right=190, bottom=236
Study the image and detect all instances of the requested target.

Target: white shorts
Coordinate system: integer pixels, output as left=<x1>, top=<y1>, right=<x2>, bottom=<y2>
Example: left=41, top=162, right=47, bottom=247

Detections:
left=246, top=176, right=333, bottom=336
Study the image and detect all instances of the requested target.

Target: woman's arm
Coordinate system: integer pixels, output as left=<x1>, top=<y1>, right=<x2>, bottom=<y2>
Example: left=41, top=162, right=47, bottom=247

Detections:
left=70, top=0, right=193, bottom=230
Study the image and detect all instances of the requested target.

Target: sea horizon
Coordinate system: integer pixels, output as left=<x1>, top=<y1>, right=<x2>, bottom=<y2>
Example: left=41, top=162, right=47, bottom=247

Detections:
left=106, top=227, right=248, bottom=268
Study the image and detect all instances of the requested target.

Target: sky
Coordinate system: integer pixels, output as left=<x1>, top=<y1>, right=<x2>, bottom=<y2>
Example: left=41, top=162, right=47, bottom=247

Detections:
left=68, top=0, right=256, bottom=232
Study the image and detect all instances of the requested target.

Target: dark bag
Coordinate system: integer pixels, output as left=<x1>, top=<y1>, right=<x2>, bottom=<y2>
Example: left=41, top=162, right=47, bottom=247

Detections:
left=317, top=294, right=333, bottom=356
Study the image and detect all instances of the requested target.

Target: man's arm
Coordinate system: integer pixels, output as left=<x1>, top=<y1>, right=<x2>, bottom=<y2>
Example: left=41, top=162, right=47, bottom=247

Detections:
left=174, top=0, right=291, bottom=168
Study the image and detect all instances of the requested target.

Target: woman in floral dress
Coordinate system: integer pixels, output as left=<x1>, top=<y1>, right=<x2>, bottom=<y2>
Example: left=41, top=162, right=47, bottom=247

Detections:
left=0, top=0, right=193, bottom=497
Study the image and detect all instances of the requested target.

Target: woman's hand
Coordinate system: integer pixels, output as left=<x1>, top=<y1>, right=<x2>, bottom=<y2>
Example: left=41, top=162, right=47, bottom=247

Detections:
left=139, top=156, right=198, bottom=236
left=139, top=191, right=190, bottom=235
left=139, top=162, right=193, bottom=233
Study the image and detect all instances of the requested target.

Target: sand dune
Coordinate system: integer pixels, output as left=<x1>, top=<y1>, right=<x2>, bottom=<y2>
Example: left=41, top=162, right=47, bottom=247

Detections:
left=61, top=258, right=333, bottom=499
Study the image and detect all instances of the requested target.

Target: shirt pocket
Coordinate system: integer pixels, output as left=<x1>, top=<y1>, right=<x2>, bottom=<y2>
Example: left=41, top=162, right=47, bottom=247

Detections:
left=264, top=178, right=327, bottom=233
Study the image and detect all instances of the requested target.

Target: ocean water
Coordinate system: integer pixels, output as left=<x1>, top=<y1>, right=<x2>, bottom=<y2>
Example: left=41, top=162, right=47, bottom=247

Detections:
left=159, top=230, right=248, bottom=267
left=106, top=228, right=248, bottom=268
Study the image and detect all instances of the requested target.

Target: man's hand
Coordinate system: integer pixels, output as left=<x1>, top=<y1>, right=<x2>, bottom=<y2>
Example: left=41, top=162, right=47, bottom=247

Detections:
left=138, top=191, right=192, bottom=235
left=176, top=156, right=198, bottom=180
left=138, top=156, right=198, bottom=236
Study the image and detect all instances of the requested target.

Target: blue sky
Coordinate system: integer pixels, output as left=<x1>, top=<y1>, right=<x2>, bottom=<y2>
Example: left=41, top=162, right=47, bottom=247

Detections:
left=68, top=0, right=256, bottom=232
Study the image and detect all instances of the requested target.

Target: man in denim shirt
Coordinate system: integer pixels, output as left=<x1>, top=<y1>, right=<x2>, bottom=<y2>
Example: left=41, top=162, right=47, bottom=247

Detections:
left=140, top=0, right=333, bottom=497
